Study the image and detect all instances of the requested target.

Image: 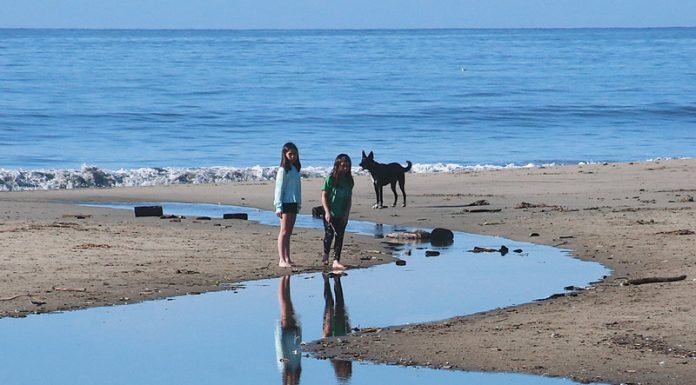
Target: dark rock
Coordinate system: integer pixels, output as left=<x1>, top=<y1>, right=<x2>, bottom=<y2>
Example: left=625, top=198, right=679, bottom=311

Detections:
left=395, top=260, right=407, bottom=266
left=425, top=250, right=440, bottom=257
left=223, top=213, right=248, bottom=220
left=513, top=248, right=524, bottom=253
left=431, top=228, right=454, bottom=246
left=134, top=205, right=163, bottom=217
left=499, top=245, right=509, bottom=256
left=195, top=216, right=212, bottom=220
left=529, top=232, right=540, bottom=237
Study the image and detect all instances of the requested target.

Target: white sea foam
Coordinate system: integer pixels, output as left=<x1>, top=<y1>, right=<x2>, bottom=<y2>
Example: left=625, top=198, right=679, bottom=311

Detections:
left=0, top=159, right=677, bottom=192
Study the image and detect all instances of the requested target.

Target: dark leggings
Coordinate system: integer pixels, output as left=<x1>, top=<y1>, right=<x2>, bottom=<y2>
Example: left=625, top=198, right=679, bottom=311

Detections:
left=323, top=217, right=347, bottom=261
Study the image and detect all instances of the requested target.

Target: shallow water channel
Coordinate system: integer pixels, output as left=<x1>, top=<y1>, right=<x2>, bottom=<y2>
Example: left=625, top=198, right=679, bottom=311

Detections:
left=1, top=202, right=611, bottom=385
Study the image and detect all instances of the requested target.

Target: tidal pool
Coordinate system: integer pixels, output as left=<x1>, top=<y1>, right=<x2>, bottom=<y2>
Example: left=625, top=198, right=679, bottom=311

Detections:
left=0, top=202, right=610, bottom=385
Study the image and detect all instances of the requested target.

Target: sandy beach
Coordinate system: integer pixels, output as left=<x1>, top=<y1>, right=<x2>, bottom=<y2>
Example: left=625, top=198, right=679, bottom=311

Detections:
left=2, top=159, right=695, bottom=385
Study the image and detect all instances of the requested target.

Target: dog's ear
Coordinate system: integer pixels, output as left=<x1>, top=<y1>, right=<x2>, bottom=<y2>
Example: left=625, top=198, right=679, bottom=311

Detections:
left=362, top=150, right=367, bottom=158
left=368, top=151, right=374, bottom=160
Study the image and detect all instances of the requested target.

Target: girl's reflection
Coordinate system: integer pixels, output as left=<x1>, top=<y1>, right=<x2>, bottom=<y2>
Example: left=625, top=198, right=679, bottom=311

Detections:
left=322, top=272, right=353, bottom=382
left=276, top=275, right=302, bottom=385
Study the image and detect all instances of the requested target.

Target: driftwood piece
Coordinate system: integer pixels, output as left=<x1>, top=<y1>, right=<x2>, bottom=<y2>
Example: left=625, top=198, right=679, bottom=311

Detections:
left=0, top=294, right=30, bottom=301
left=52, top=287, right=87, bottom=292
left=463, top=200, right=490, bottom=207
left=624, top=275, right=687, bottom=286
left=463, top=208, right=502, bottom=213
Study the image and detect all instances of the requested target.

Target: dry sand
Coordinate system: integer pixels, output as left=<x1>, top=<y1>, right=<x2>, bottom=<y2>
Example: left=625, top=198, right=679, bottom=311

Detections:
left=2, top=159, right=696, bottom=385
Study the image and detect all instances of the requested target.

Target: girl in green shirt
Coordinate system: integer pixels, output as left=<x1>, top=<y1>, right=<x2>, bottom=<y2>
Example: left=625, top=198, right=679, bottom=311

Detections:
left=321, top=154, right=354, bottom=269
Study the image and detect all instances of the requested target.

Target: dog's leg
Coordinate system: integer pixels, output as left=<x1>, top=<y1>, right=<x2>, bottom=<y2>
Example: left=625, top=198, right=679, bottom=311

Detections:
left=378, top=185, right=386, bottom=208
left=390, top=182, right=398, bottom=207
left=398, top=177, right=407, bottom=207
left=372, top=183, right=382, bottom=209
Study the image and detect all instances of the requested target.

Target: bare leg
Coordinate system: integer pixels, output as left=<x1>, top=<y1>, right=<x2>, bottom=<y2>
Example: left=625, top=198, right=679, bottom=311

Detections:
left=278, top=213, right=297, bottom=267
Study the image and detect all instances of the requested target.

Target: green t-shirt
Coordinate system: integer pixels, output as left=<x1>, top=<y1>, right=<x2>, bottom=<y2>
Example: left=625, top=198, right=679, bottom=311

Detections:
left=322, top=176, right=353, bottom=218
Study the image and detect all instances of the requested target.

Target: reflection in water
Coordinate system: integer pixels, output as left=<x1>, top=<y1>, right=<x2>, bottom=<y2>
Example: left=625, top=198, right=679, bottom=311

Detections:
left=323, top=273, right=352, bottom=383
left=276, top=275, right=302, bottom=385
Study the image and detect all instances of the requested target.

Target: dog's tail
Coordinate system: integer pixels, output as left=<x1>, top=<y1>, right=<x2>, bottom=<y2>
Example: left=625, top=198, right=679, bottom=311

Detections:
left=403, top=160, right=412, bottom=172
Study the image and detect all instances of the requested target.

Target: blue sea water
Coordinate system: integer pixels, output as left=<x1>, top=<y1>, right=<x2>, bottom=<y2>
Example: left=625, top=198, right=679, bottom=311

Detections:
left=1, top=28, right=696, bottom=190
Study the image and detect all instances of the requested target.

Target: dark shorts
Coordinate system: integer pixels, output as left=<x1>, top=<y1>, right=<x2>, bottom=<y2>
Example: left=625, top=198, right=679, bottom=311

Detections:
left=281, top=203, right=298, bottom=214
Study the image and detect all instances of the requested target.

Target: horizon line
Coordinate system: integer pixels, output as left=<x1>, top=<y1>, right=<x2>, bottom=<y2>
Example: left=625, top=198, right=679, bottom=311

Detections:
left=1, top=25, right=695, bottom=32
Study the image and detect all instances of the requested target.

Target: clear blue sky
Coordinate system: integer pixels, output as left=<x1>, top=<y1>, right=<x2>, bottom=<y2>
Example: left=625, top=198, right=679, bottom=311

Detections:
left=1, top=0, right=695, bottom=29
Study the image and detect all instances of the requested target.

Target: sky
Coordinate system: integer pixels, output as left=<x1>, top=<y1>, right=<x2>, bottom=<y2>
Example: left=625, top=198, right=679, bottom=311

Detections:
left=1, top=0, right=695, bottom=29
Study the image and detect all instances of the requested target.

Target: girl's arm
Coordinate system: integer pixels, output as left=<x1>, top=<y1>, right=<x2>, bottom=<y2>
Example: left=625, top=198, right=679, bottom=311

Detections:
left=296, top=168, right=302, bottom=211
left=274, top=167, right=286, bottom=213
left=321, top=190, right=331, bottom=223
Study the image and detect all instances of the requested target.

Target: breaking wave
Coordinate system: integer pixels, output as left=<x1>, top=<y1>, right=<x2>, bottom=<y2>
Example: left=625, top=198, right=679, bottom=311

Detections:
left=0, top=161, right=629, bottom=191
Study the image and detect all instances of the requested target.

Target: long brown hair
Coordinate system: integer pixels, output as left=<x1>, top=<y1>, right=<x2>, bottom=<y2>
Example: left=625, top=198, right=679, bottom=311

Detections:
left=279, top=142, right=301, bottom=172
left=329, top=154, right=354, bottom=187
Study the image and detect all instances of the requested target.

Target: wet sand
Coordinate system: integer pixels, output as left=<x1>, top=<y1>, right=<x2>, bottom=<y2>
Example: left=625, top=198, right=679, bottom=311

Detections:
left=2, top=159, right=696, bottom=385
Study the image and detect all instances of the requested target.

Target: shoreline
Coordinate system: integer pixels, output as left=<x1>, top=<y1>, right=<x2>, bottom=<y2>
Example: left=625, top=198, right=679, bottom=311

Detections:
left=2, top=159, right=696, bottom=384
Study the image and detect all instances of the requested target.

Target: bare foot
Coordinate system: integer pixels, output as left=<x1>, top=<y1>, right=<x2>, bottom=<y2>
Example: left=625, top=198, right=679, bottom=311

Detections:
left=332, top=260, right=346, bottom=270
left=279, top=261, right=292, bottom=268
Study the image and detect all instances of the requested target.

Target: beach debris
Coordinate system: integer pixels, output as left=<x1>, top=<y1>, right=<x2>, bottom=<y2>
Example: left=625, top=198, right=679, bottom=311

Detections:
left=463, top=199, right=490, bottom=206
left=0, top=294, right=30, bottom=301
left=52, top=287, right=87, bottom=292
left=468, top=246, right=509, bottom=255
left=656, top=229, right=694, bottom=236
left=134, top=205, right=163, bottom=217
left=679, top=195, right=694, bottom=202
left=74, top=243, right=111, bottom=250
left=176, top=269, right=200, bottom=274
left=425, top=250, right=440, bottom=257
left=462, top=208, right=502, bottom=213
left=223, top=213, right=248, bottom=220
left=385, top=230, right=431, bottom=240
left=395, top=260, right=407, bottom=266
left=469, top=247, right=497, bottom=253
left=62, top=214, right=92, bottom=219
left=515, top=202, right=565, bottom=211
left=311, top=206, right=325, bottom=218
left=364, top=249, right=389, bottom=255
left=431, top=228, right=454, bottom=246
left=160, top=215, right=185, bottom=219
left=31, top=299, right=47, bottom=306
left=621, top=275, right=687, bottom=286
left=480, top=221, right=503, bottom=225
left=636, top=219, right=655, bottom=225
left=529, top=232, right=540, bottom=237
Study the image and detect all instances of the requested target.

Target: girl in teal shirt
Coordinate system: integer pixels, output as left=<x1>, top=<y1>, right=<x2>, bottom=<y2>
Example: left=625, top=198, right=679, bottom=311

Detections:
left=274, top=142, right=302, bottom=268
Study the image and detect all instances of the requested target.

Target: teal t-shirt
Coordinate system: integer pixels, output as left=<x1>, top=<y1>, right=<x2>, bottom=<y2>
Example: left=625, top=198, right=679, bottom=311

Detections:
left=322, top=176, right=353, bottom=218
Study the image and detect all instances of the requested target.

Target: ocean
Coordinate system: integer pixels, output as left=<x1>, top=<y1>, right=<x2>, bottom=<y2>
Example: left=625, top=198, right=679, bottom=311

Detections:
left=1, top=28, right=695, bottom=190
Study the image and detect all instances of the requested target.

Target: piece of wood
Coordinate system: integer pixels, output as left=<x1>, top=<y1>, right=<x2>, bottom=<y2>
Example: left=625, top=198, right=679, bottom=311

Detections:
left=134, top=206, right=163, bottom=217
left=52, top=287, right=87, bottom=292
left=223, top=213, right=248, bottom=220
left=0, top=294, right=29, bottom=301
left=625, top=275, right=687, bottom=285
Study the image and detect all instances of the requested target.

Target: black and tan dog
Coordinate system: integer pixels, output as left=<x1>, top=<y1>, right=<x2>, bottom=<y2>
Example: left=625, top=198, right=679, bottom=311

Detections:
left=359, top=151, right=412, bottom=208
